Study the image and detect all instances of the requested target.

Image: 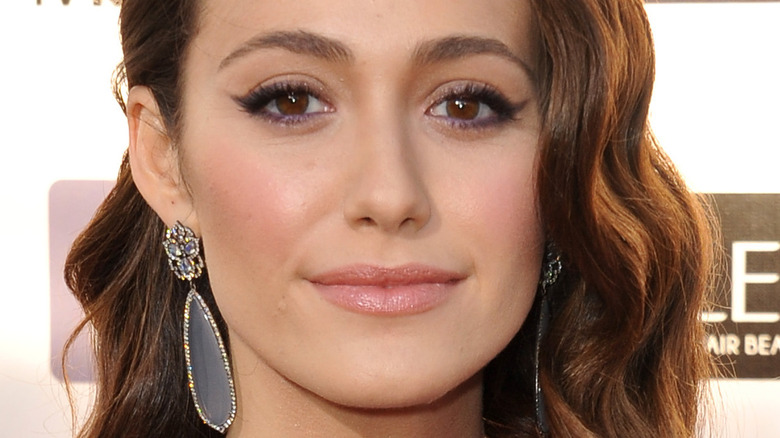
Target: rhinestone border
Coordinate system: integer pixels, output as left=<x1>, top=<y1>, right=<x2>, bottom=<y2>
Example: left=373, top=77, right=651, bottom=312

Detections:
left=183, top=288, right=237, bottom=433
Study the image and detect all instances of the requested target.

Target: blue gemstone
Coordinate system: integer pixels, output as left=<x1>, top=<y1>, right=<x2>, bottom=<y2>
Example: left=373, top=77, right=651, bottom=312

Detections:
left=166, top=242, right=182, bottom=258
left=179, top=259, right=194, bottom=276
left=184, top=240, right=198, bottom=256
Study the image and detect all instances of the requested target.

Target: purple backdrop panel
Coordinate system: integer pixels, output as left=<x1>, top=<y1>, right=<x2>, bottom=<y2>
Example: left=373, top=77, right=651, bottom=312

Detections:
left=49, top=180, right=114, bottom=382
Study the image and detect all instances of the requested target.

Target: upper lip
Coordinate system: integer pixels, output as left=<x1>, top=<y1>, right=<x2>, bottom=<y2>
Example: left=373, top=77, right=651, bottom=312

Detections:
left=308, top=264, right=465, bottom=287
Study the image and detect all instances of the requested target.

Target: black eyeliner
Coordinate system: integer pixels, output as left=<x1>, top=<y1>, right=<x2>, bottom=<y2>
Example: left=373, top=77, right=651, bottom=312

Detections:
left=232, top=81, right=336, bottom=130
left=431, top=82, right=526, bottom=130
left=234, top=81, right=319, bottom=115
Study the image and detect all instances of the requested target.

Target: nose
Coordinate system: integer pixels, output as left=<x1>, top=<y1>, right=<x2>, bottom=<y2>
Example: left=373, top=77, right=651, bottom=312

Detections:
left=342, top=117, right=432, bottom=234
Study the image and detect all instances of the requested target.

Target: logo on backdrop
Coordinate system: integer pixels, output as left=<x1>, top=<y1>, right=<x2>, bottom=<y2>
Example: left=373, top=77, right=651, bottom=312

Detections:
left=704, top=194, right=780, bottom=379
left=652, top=0, right=778, bottom=2
left=49, top=186, right=780, bottom=381
left=36, top=0, right=118, bottom=5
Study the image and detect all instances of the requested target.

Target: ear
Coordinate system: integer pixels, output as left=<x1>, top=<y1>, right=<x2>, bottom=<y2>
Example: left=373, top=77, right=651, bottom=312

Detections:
left=127, top=85, right=200, bottom=234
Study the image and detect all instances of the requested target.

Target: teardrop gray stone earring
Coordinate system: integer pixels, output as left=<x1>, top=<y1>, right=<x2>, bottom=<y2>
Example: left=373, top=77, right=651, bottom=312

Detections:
left=164, top=222, right=237, bottom=433
left=534, top=243, right=562, bottom=436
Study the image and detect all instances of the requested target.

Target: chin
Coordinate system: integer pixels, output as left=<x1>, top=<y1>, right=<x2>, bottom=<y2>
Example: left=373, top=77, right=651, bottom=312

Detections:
left=306, top=360, right=485, bottom=411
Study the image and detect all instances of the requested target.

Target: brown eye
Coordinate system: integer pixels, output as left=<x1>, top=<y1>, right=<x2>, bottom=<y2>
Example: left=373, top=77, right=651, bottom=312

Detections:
left=261, top=90, right=328, bottom=118
left=275, top=92, right=310, bottom=116
left=446, top=98, right=480, bottom=120
left=426, top=82, right=519, bottom=130
left=236, top=82, right=332, bottom=123
left=429, top=94, right=497, bottom=124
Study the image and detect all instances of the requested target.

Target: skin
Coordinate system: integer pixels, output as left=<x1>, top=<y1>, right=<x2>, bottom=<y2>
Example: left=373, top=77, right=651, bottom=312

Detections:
left=129, top=0, right=543, bottom=436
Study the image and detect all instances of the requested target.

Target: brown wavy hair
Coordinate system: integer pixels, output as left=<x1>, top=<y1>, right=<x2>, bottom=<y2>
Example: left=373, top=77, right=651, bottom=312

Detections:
left=64, top=0, right=715, bottom=437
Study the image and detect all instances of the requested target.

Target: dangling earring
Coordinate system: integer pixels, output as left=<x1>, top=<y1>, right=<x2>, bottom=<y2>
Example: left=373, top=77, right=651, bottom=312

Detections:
left=164, top=222, right=237, bottom=433
left=535, top=243, right=561, bottom=436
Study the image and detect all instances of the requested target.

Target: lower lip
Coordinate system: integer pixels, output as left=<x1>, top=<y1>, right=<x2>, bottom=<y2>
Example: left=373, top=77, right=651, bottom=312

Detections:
left=312, top=282, right=457, bottom=315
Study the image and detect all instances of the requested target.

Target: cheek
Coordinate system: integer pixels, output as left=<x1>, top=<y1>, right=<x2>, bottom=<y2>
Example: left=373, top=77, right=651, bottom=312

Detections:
left=453, top=152, right=542, bottom=321
left=480, top=174, right=538, bottom=243
left=194, top=157, right=291, bottom=258
left=448, top=147, right=541, bottom=258
left=181, top=139, right=327, bottom=303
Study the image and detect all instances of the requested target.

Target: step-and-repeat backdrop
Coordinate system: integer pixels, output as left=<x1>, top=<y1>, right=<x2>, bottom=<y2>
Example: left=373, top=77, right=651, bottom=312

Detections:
left=1, top=1, right=778, bottom=436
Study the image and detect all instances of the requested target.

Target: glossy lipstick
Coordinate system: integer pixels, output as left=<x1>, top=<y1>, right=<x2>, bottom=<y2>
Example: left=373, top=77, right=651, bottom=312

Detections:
left=308, top=264, right=464, bottom=315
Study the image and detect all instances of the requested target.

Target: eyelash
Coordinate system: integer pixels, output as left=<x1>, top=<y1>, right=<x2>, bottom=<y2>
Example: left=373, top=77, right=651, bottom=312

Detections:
left=234, top=81, right=331, bottom=126
left=427, top=83, right=524, bottom=129
left=234, top=81, right=523, bottom=130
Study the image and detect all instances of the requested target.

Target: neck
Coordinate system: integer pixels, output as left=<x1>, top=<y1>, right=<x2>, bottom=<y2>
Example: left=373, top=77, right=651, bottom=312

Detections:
left=225, top=339, right=485, bottom=438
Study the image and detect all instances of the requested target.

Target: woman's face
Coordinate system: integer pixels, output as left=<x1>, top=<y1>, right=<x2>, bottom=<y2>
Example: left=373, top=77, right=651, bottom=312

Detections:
left=179, top=0, right=543, bottom=409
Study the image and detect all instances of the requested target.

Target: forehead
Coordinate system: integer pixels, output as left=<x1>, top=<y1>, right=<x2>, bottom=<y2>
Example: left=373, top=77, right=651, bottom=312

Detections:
left=191, top=0, right=537, bottom=68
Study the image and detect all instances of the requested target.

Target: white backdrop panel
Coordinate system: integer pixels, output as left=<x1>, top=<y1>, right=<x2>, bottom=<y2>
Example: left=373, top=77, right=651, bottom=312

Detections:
left=0, top=1, right=778, bottom=436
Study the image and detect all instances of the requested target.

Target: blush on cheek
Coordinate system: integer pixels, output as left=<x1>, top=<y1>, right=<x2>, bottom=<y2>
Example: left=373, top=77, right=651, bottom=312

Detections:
left=186, top=144, right=309, bottom=269
left=494, top=189, right=540, bottom=246
left=470, top=166, right=540, bottom=251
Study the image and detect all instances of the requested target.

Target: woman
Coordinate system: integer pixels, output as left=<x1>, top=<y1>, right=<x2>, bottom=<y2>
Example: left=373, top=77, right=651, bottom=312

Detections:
left=64, top=0, right=715, bottom=436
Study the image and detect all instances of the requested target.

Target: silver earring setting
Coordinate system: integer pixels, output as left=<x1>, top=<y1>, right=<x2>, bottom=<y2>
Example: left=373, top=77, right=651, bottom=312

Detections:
left=165, top=223, right=204, bottom=281
left=164, top=222, right=236, bottom=433
left=535, top=243, right=562, bottom=436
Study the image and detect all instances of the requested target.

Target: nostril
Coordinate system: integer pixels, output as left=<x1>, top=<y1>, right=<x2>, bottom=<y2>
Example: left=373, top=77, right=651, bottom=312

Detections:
left=358, top=217, right=378, bottom=227
left=399, top=217, right=417, bottom=229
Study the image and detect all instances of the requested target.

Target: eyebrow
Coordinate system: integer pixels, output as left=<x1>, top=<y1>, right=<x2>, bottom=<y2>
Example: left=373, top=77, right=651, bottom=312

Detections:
left=219, top=31, right=533, bottom=76
left=413, top=36, right=535, bottom=76
left=219, top=30, right=354, bottom=69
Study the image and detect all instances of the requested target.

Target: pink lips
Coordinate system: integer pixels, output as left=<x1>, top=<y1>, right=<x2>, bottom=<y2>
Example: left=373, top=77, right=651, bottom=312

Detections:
left=308, top=264, right=464, bottom=315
